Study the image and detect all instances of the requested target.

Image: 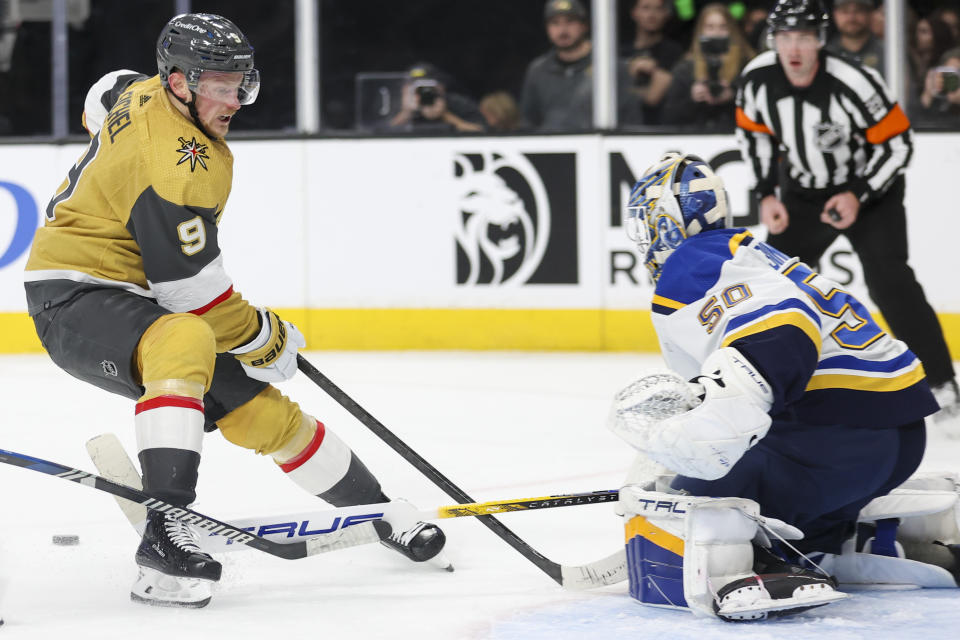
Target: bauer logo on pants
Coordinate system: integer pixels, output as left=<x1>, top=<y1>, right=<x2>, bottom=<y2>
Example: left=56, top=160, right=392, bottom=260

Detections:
left=454, top=152, right=578, bottom=285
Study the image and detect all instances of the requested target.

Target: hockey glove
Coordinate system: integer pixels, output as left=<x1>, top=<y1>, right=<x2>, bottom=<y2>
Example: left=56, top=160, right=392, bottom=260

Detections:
left=644, top=347, right=774, bottom=481
left=230, top=308, right=306, bottom=383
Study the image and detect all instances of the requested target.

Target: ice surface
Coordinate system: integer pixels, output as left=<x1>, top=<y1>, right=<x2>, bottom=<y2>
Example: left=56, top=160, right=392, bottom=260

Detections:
left=1, top=351, right=958, bottom=639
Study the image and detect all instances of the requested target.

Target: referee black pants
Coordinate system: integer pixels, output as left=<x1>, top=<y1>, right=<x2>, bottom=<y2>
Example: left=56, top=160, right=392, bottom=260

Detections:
left=768, top=176, right=955, bottom=387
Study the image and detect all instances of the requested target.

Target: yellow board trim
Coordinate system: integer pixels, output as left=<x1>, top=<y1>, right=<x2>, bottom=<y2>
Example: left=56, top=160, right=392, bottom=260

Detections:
left=624, top=515, right=685, bottom=556
left=721, top=310, right=823, bottom=359
left=2, top=309, right=959, bottom=355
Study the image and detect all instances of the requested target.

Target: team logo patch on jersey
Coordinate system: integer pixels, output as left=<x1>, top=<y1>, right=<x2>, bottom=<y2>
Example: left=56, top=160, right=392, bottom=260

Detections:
left=176, top=136, right=210, bottom=172
left=813, top=122, right=846, bottom=152
left=100, top=360, right=119, bottom=377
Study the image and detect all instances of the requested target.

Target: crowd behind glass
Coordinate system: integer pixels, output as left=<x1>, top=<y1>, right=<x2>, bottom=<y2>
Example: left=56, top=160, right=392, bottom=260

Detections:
left=1, top=0, right=958, bottom=138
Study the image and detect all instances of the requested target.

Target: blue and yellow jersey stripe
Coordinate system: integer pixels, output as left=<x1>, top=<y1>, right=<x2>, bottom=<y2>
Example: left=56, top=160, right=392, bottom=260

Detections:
left=721, top=299, right=823, bottom=359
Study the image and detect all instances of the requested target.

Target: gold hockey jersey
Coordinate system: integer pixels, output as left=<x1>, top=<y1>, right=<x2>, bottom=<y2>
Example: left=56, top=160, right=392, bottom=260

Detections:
left=24, top=73, right=258, bottom=351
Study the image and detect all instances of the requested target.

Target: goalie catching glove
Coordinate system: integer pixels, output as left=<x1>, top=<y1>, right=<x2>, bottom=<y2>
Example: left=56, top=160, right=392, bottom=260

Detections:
left=230, top=308, right=306, bottom=382
left=610, top=347, right=774, bottom=480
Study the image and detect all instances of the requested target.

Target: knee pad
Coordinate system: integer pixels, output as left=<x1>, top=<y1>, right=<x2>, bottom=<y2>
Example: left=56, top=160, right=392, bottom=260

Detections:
left=621, top=485, right=843, bottom=620
left=137, top=314, right=216, bottom=393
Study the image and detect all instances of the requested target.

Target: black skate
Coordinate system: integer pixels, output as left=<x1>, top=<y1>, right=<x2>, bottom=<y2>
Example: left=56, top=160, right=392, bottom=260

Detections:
left=131, top=509, right=222, bottom=608
left=381, top=521, right=452, bottom=570
left=712, top=544, right=845, bottom=622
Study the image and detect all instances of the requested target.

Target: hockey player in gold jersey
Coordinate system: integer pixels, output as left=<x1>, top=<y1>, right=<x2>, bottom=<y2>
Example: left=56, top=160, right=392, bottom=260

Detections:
left=23, top=13, right=447, bottom=608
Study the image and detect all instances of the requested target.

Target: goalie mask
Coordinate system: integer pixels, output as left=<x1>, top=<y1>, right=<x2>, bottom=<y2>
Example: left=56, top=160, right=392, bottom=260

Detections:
left=624, top=153, right=731, bottom=281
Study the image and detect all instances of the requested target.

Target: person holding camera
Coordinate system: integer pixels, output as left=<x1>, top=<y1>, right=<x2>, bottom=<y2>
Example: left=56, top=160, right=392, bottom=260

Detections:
left=660, top=2, right=755, bottom=132
left=736, top=0, right=960, bottom=432
left=914, top=47, right=960, bottom=126
left=388, top=63, right=485, bottom=133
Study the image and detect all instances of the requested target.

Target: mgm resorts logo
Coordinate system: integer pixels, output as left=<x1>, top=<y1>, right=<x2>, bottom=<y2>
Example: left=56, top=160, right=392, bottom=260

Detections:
left=454, top=152, right=577, bottom=286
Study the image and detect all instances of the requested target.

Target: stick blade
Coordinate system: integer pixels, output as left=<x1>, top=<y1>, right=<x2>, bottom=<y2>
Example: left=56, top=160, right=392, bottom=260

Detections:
left=86, top=433, right=147, bottom=532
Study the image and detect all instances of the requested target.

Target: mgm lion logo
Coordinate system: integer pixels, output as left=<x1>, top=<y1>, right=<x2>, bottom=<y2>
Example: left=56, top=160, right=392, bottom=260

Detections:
left=454, top=152, right=551, bottom=286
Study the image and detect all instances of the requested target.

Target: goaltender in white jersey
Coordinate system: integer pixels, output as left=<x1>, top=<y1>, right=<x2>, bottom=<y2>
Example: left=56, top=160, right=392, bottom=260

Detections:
left=609, top=153, right=958, bottom=623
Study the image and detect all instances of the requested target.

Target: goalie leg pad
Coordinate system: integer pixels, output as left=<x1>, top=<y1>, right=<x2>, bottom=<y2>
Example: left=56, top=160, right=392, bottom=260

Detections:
left=818, top=471, right=960, bottom=588
left=621, top=486, right=846, bottom=621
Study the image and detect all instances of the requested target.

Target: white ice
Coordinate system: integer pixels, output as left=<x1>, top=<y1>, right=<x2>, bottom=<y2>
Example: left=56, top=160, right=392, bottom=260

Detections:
left=1, top=351, right=959, bottom=639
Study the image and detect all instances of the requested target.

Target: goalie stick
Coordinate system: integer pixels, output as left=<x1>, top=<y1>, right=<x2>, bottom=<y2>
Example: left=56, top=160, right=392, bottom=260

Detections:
left=295, top=355, right=628, bottom=589
left=0, top=447, right=387, bottom=560
left=87, top=433, right=621, bottom=555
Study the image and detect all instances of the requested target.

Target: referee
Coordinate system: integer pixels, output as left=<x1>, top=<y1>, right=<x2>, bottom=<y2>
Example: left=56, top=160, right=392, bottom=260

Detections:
left=735, top=0, right=959, bottom=427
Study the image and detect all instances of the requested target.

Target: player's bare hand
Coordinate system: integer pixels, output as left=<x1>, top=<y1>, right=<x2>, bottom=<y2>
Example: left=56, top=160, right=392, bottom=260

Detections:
left=760, top=195, right=789, bottom=235
left=821, top=191, right=859, bottom=229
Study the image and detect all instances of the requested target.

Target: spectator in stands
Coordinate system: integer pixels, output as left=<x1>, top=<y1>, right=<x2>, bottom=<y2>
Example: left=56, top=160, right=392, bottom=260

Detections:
left=909, top=14, right=956, bottom=108
left=934, top=6, right=960, bottom=43
left=520, top=0, right=641, bottom=131
left=870, top=4, right=884, bottom=40
left=622, top=0, right=684, bottom=125
left=913, top=47, right=960, bottom=127
left=741, top=1, right=774, bottom=52
left=660, top=3, right=754, bottom=132
left=388, top=63, right=485, bottom=133
left=479, top=91, right=521, bottom=132
left=826, top=0, right=884, bottom=76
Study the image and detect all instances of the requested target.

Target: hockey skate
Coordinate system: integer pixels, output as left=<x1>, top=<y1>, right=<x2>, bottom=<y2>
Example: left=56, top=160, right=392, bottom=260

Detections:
left=131, top=509, right=222, bottom=608
left=381, top=520, right=452, bottom=571
left=712, top=544, right=844, bottom=622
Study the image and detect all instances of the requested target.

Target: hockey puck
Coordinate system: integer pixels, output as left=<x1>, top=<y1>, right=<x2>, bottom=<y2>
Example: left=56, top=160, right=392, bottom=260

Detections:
left=52, top=534, right=80, bottom=546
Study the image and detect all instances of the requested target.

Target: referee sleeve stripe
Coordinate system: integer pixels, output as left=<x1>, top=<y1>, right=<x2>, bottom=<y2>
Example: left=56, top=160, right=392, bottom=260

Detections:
left=866, top=104, right=911, bottom=144
left=736, top=106, right=773, bottom=135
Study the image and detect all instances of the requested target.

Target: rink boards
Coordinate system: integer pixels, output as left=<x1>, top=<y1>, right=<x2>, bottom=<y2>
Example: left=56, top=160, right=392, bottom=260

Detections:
left=1, top=133, right=959, bottom=352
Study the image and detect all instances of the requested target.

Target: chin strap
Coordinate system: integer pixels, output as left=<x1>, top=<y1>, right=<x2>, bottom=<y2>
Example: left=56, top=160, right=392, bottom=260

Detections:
left=171, top=89, right=217, bottom=140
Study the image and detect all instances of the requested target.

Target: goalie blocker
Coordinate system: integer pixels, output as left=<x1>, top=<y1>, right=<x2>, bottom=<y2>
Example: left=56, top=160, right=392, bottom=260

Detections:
left=620, top=485, right=846, bottom=622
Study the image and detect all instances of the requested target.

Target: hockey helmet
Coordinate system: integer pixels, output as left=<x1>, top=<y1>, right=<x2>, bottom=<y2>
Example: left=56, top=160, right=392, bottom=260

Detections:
left=624, top=153, right=731, bottom=281
left=156, top=13, right=259, bottom=105
left=766, top=0, right=829, bottom=45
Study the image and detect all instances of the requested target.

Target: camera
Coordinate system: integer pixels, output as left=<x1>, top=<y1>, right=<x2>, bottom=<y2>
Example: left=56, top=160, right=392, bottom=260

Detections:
left=706, top=59, right=724, bottom=98
left=699, top=36, right=730, bottom=57
left=413, top=80, right=440, bottom=107
left=936, top=67, right=960, bottom=94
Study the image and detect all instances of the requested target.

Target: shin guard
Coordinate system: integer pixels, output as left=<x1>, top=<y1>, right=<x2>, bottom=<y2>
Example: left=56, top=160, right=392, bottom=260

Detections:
left=275, top=415, right=385, bottom=507
left=135, top=380, right=205, bottom=506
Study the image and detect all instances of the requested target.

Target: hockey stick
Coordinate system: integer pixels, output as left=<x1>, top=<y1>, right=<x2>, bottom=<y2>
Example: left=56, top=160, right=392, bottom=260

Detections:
left=87, top=433, right=620, bottom=554
left=0, top=447, right=388, bottom=560
left=295, top=355, right=627, bottom=589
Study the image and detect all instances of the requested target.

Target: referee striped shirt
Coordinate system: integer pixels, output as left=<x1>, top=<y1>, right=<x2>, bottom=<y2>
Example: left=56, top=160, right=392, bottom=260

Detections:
left=735, top=49, right=912, bottom=203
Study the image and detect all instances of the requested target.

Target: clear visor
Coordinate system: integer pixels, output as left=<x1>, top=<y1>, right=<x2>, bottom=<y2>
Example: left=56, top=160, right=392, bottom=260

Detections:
left=190, top=69, right=260, bottom=106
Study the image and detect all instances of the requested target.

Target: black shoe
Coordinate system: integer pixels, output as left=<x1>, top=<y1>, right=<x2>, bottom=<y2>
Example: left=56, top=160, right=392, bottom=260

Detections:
left=381, top=521, right=447, bottom=563
left=131, top=509, right=221, bottom=607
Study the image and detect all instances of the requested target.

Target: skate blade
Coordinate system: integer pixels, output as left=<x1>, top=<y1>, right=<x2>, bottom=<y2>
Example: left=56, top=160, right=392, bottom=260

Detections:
left=130, top=566, right=215, bottom=608
left=429, top=550, right=455, bottom=572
